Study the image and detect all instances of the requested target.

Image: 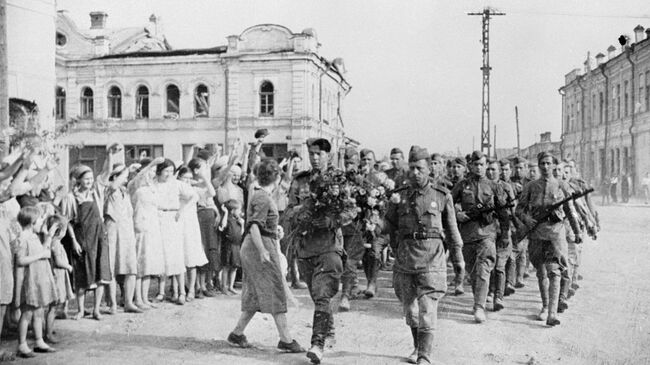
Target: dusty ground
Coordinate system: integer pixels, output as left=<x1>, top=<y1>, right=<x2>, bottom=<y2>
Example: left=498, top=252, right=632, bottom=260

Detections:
left=2, top=202, right=650, bottom=365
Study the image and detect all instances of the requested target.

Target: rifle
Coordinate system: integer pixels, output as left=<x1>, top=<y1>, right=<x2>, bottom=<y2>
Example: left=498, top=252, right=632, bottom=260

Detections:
left=513, top=187, right=594, bottom=244
left=464, top=202, right=515, bottom=221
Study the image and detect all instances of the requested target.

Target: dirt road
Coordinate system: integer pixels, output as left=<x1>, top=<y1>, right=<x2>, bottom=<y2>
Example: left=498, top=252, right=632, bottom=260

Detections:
left=2, top=204, right=649, bottom=364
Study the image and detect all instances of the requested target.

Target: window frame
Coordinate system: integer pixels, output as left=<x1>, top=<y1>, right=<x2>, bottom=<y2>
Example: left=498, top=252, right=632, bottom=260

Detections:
left=194, top=84, right=210, bottom=117
left=135, top=85, right=149, bottom=119
left=259, top=81, right=275, bottom=117
left=166, top=84, right=180, bottom=116
left=55, top=86, right=66, bottom=120
left=107, top=86, right=122, bottom=119
left=80, top=87, right=94, bottom=119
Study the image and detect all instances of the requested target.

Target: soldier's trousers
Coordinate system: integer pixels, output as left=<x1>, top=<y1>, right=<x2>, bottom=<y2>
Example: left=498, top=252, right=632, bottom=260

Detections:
left=561, top=237, right=582, bottom=301
left=490, top=241, right=512, bottom=300
left=507, top=238, right=528, bottom=286
left=394, top=271, right=445, bottom=364
left=463, top=238, right=496, bottom=310
left=529, top=238, right=567, bottom=308
left=363, top=235, right=388, bottom=288
left=341, top=234, right=365, bottom=297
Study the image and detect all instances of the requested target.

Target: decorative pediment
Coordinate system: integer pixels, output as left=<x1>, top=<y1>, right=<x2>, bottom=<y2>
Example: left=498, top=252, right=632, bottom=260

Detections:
left=238, top=24, right=294, bottom=52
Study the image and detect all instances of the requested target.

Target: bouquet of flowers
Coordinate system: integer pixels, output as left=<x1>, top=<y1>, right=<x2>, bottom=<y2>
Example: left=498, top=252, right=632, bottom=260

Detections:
left=349, top=175, right=395, bottom=246
left=293, top=169, right=356, bottom=235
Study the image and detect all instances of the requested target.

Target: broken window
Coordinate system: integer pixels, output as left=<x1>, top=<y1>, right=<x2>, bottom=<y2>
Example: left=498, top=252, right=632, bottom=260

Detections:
left=194, top=84, right=209, bottom=117
left=136, top=85, right=149, bottom=119
left=166, top=84, right=180, bottom=117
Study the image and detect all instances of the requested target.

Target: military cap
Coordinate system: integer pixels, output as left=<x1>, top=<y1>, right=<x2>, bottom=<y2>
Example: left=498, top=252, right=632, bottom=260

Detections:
left=430, top=152, right=443, bottom=161
left=537, top=151, right=554, bottom=163
left=408, top=145, right=430, bottom=162
left=344, top=147, right=359, bottom=162
left=512, top=156, right=528, bottom=165
left=390, top=147, right=403, bottom=156
left=528, top=161, right=538, bottom=167
left=307, top=138, right=332, bottom=153
left=254, top=128, right=269, bottom=139
left=451, top=156, right=467, bottom=167
left=359, top=148, right=375, bottom=159
left=468, top=150, right=486, bottom=163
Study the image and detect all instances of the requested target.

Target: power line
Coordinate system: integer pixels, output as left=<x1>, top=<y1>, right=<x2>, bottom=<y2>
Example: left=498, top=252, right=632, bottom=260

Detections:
left=504, top=9, right=650, bottom=19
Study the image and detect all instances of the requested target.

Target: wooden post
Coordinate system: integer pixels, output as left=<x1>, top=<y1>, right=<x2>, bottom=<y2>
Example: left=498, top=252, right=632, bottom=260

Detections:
left=515, top=106, right=520, bottom=156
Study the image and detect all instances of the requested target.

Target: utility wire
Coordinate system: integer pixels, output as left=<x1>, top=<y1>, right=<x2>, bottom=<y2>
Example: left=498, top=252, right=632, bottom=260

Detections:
left=504, top=9, right=650, bottom=20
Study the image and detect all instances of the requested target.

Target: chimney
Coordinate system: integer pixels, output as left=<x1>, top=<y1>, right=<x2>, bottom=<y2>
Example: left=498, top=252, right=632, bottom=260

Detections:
left=540, top=132, right=551, bottom=143
left=90, top=11, right=108, bottom=29
left=148, top=14, right=160, bottom=35
left=226, top=35, right=239, bottom=53
left=583, top=51, right=591, bottom=73
left=93, top=35, right=109, bottom=56
left=634, top=25, right=645, bottom=43
left=607, top=45, right=616, bottom=59
left=595, top=53, right=605, bottom=66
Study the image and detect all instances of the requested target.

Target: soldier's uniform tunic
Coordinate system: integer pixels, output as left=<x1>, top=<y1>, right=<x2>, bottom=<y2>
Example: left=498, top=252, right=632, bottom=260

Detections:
left=509, top=175, right=530, bottom=286
left=491, top=179, right=516, bottom=303
left=384, top=180, right=463, bottom=364
left=451, top=175, right=506, bottom=313
left=516, top=175, right=580, bottom=323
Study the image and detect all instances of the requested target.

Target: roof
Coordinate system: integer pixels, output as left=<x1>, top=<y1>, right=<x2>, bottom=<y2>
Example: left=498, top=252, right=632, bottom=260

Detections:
left=93, top=46, right=227, bottom=60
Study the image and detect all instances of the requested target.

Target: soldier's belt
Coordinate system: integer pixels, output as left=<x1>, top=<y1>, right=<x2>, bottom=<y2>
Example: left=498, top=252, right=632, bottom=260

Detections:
left=402, top=230, right=443, bottom=240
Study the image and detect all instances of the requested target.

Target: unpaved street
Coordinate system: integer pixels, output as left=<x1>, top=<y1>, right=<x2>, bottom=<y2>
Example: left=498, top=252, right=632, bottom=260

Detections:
left=2, top=204, right=650, bottom=365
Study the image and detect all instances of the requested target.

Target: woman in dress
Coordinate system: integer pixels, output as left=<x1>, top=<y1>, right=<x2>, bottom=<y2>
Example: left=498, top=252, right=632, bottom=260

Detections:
left=105, top=164, right=141, bottom=313
left=176, top=165, right=207, bottom=301
left=227, top=159, right=304, bottom=353
left=151, top=159, right=197, bottom=305
left=61, top=165, right=111, bottom=320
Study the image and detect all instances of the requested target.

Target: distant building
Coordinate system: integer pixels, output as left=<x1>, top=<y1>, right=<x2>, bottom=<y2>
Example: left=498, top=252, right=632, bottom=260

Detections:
left=494, top=132, right=560, bottom=163
left=55, top=11, right=351, bottom=174
left=560, top=25, right=650, bottom=193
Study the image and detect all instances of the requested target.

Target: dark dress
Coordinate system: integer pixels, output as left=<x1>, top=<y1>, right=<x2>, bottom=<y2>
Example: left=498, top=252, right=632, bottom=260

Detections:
left=240, top=188, right=287, bottom=314
left=72, top=200, right=111, bottom=290
left=220, top=215, right=243, bottom=268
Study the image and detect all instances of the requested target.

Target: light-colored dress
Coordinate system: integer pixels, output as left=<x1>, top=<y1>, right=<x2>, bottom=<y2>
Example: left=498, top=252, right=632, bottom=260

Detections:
left=180, top=192, right=208, bottom=268
left=0, top=218, right=14, bottom=305
left=14, top=231, right=58, bottom=308
left=151, top=179, right=196, bottom=276
left=133, top=186, right=165, bottom=277
left=105, top=186, right=137, bottom=276
left=51, top=239, right=74, bottom=303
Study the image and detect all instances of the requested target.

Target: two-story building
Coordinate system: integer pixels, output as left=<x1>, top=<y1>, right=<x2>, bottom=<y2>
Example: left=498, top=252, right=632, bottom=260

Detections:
left=55, top=10, right=351, bottom=174
left=560, top=25, right=650, bottom=194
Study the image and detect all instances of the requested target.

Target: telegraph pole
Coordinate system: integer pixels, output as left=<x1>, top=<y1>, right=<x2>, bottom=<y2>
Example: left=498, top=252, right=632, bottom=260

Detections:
left=493, top=125, right=497, bottom=158
left=468, top=7, right=505, bottom=157
left=515, top=106, right=521, bottom=156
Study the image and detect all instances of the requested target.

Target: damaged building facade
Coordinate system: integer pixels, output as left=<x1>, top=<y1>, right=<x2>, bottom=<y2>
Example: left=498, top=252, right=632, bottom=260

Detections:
left=561, top=25, right=650, bottom=194
left=55, top=10, right=351, bottom=173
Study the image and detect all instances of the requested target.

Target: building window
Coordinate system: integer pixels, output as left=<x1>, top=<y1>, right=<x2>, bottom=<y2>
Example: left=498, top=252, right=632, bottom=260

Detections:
left=194, top=84, right=209, bottom=117
left=599, top=92, right=604, bottom=124
left=623, top=81, right=630, bottom=117
left=125, top=145, right=164, bottom=166
left=80, top=87, right=94, bottom=119
left=166, top=84, right=180, bottom=116
left=259, top=81, right=274, bottom=117
left=68, top=146, right=107, bottom=176
left=135, top=86, right=149, bottom=119
left=616, top=84, right=621, bottom=120
left=260, top=143, right=288, bottom=162
left=107, top=86, right=122, bottom=119
left=55, top=87, right=65, bottom=120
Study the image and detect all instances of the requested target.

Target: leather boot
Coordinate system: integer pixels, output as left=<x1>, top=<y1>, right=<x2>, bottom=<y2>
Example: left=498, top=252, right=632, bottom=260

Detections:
left=416, top=330, right=434, bottom=365
left=407, top=327, right=418, bottom=364
left=547, top=275, right=561, bottom=326
left=365, top=259, right=380, bottom=298
left=307, top=311, right=328, bottom=363
left=536, top=276, right=549, bottom=321
left=324, top=312, right=336, bottom=349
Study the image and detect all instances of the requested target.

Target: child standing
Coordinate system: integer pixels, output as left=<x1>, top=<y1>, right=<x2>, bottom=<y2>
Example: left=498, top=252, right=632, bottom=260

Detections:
left=219, top=199, right=244, bottom=295
left=13, top=206, right=58, bottom=358
left=45, top=215, right=74, bottom=343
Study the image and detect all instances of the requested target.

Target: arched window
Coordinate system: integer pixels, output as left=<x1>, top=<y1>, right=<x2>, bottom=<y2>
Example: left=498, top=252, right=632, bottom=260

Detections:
left=135, top=85, right=149, bottom=119
left=259, top=81, right=274, bottom=116
left=166, top=84, right=180, bottom=116
left=194, top=84, right=209, bottom=117
left=107, top=86, right=122, bottom=118
left=55, top=86, right=66, bottom=120
left=80, top=87, right=94, bottom=119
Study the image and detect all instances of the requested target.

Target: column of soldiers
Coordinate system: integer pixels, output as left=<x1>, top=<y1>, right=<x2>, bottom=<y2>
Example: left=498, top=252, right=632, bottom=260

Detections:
left=285, top=138, right=598, bottom=365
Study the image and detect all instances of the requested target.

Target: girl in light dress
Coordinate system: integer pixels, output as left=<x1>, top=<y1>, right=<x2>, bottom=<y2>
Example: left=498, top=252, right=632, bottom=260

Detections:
left=176, top=166, right=208, bottom=301
left=151, top=159, right=197, bottom=305
left=13, top=206, right=58, bottom=358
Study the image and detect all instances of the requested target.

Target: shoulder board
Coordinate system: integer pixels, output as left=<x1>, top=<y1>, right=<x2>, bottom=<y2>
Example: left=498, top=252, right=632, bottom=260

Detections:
left=432, top=184, right=450, bottom=195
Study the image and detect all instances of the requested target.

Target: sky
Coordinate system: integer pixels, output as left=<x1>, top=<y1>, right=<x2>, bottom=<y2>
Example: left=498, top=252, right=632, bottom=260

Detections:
left=57, top=0, right=650, bottom=156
